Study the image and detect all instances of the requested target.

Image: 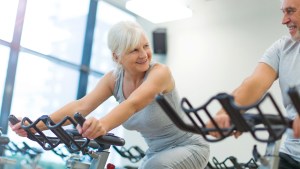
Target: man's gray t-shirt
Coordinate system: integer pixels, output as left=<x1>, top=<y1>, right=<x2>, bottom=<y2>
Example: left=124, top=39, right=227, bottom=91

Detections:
left=260, top=35, right=300, bottom=161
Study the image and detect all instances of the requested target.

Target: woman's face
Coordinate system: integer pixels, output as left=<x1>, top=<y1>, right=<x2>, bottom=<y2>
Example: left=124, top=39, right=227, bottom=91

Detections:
left=120, top=34, right=152, bottom=74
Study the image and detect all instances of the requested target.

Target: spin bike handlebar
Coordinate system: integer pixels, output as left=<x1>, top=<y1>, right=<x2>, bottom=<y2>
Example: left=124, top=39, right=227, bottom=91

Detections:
left=156, top=92, right=295, bottom=143
left=288, top=86, right=300, bottom=115
left=8, top=113, right=125, bottom=154
left=73, top=113, right=125, bottom=147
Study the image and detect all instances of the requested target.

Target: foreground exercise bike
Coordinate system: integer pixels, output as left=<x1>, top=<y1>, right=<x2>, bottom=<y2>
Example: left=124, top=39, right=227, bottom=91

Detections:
left=4, top=141, right=43, bottom=169
left=156, top=86, right=300, bottom=169
left=9, top=112, right=125, bottom=169
left=0, top=128, right=17, bottom=168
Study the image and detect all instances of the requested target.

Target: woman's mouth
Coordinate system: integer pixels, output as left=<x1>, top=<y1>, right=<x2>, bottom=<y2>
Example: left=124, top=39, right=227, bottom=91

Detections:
left=136, top=60, right=147, bottom=64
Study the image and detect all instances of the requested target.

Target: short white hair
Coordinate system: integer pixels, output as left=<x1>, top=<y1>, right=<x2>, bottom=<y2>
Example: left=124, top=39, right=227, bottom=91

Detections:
left=107, top=21, right=146, bottom=76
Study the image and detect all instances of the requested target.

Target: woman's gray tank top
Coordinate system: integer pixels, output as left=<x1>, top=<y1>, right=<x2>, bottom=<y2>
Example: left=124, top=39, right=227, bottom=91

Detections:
left=113, top=64, right=208, bottom=156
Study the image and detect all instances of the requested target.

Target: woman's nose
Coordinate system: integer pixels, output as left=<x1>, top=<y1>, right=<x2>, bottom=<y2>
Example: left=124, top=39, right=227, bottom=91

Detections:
left=139, top=49, right=147, bottom=58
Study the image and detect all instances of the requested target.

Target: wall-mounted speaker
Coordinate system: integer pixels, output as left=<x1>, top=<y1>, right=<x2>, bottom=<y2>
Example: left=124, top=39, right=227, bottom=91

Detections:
left=152, top=28, right=167, bottom=54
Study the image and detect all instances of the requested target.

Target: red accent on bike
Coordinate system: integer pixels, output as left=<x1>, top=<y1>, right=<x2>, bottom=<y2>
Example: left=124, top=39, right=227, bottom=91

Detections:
left=106, top=163, right=115, bottom=169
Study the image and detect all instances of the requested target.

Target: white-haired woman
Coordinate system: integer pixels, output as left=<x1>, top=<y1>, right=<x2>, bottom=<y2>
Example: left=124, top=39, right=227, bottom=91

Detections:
left=11, top=21, right=210, bottom=169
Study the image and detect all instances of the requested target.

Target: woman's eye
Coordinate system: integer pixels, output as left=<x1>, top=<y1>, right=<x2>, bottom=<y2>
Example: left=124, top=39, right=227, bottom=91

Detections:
left=131, top=49, right=138, bottom=53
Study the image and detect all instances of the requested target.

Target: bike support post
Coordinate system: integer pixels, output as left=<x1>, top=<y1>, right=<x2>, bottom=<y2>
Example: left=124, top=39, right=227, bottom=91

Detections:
left=68, top=149, right=110, bottom=169
left=89, top=150, right=110, bottom=169
left=258, top=139, right=281, bottom=169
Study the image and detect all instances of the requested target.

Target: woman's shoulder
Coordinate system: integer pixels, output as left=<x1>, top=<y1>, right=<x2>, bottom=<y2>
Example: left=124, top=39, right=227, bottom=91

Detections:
left=103, top=70, right=118, bottom=89
left=104, top=70, right=117, bottom=80
left=150, top=62, right=171, bottom=73
left=148, top=63, right=175, bottom=93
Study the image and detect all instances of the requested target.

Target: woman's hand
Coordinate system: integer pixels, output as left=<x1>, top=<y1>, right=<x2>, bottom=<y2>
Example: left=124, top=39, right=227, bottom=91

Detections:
left=9, top=117, right=28, bottom=137
left=76, top=117, right=107, bottom=139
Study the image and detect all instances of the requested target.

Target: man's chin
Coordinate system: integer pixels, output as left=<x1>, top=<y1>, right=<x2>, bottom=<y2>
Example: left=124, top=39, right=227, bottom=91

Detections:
left=291, top=36, right=300, bottom=42
left=291, top=32, right=300, bottom=42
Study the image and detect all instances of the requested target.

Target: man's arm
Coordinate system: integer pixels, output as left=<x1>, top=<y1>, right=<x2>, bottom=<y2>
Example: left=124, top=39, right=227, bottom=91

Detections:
left=231, top=62, right=277, bottom=106
left=208, top=62, right=277, bottom=137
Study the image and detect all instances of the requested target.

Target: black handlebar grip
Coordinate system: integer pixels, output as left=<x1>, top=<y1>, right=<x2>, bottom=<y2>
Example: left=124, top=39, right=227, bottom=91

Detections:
left=74, top=112, right=85, bottom=126
left=74, top=112, right=125, bottom=146
left=288, top=87, right=300, bottom=116
left=8, top=115, right=21, bottom=125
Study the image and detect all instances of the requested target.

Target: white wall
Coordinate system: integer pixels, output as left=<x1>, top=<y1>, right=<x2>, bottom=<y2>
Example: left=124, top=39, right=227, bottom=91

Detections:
left=136, top=0, right=289, bottom=164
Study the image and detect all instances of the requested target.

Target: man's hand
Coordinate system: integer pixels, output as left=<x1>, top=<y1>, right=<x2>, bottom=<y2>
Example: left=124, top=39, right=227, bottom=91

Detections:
left=206, top=112, right=242, bottom=138
left=293, top=115, right=300, bottom=138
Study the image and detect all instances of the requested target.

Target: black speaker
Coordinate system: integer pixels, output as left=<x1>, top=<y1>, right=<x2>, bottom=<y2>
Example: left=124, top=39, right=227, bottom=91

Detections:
left=152, top=28, right=167, bottom=54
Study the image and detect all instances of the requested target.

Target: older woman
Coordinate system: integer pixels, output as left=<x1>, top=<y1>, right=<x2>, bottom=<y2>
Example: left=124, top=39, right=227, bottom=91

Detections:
left=11, top=21, right=209, bottom=169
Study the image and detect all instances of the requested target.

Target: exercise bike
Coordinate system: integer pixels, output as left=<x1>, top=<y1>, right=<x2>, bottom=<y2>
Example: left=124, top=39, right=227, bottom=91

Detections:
left=156, top=86, right=300, bottom=169
left=4, top=141, right=43, bottom=169
left=8, top=112, right=125, bottom=169
left=0, top=128, right=17, bottom=169
left=209, top=156, right=258, bottom=169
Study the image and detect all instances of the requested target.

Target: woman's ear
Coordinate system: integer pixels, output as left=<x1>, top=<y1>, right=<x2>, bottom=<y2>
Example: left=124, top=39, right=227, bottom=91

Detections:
left=113, top=53, right=118, bottom=62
